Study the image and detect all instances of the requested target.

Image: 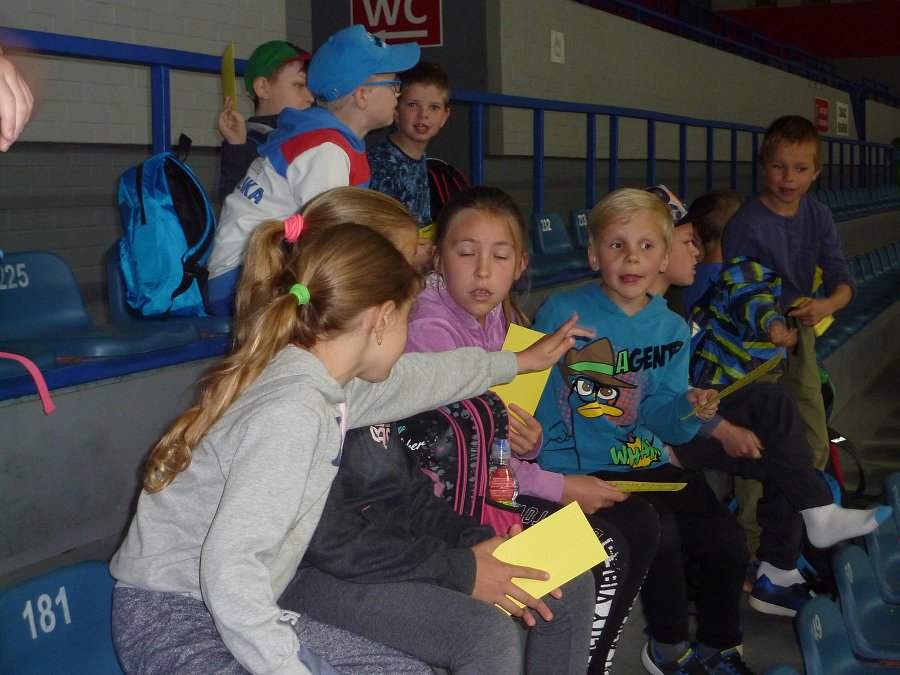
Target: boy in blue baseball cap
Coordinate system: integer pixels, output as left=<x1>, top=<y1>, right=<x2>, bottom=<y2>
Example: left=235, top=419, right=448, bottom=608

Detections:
left=208, top=26, right=420, bottom=315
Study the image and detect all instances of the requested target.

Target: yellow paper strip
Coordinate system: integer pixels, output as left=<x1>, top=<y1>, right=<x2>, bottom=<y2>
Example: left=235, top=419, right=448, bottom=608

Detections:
left=490, top=324, right=552, bottom=417
left=682, top=352, right=783, bottom=420
left=221, top=42, right=236, bottom=108
left=608, top=480, right=687, bottom=492
left=492, top=502, right=608, bottom=605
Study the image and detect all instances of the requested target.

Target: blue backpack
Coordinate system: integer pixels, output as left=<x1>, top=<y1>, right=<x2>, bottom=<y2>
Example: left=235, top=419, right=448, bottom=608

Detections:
left=117, top=150, right=215, bottom=318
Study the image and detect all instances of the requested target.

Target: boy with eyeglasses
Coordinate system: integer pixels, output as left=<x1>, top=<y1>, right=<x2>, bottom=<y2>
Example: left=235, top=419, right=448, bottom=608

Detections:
left=208, top=25, right=419, bottom=314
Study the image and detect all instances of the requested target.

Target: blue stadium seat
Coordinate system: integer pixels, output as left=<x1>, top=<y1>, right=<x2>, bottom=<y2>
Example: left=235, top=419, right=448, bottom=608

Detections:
left=0, top=346, right=56, bottom=382
left=887, top=472, right=900, bottom=532
left=530, top=212, right=586, bottom=273
left=761, top=666, right=801, bottom=675
left=795, top=595, right=895, bottom=675
left=864, top=515, right=900, bottom=604
left=832, top=544, right=900, bottom=661
left=568, top=208, right=591, bottom=249
left=0, top=561, right=123, bottom=674
left=0, top=251, right=200, bottom=358
left=105, top=247, right=231, bottom=336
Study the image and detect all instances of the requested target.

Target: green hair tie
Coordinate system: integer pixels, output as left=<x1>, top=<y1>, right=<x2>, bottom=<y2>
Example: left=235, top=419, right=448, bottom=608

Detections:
left=289, top=283, right=310, bottom=306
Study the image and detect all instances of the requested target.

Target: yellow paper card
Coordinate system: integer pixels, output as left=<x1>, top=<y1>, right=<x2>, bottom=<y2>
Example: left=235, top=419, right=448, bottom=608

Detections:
left=492, top=502, right=607, bottom=603
left=682, top=352, right=783, bottom=420
left=490, top=325, right=551, bottom=416
left=609, top=480, right=686, bottom=492
left=221, top=42, right=236, bottom=108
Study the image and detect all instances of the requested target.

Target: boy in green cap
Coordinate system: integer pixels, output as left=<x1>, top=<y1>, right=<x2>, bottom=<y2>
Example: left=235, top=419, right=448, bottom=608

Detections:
left=216, top=40, right=313, bottom=201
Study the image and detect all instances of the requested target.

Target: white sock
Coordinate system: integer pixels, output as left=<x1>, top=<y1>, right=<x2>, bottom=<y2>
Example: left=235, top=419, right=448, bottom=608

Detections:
left=800, top=503, right=893, bottom=549
left=757, top=561, right=805, bottom=587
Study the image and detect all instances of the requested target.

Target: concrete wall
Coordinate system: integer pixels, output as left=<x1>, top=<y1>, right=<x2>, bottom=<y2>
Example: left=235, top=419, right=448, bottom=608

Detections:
left=2, top=1, right=291, bottom=147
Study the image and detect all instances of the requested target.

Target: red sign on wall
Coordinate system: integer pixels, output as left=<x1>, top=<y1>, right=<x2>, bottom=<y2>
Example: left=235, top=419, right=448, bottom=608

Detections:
left=351, top=0, right=443, bottom=47
left=814, top=97, right=829, bottom=134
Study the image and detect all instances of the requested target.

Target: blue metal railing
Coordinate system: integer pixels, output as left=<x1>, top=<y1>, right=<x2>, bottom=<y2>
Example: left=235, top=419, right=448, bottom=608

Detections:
left=0, top=27, right=892, bottom=213
left=448, top=88, right=890, bottom=211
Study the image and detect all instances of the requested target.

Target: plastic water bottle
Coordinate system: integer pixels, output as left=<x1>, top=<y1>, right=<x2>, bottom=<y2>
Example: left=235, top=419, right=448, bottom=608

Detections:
left=488, top=438, right=519, bottom=507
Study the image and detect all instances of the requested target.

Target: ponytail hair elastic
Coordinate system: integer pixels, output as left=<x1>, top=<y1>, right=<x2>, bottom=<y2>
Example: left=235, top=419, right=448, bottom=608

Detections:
left=289, top=283, right=311, bottom=306
left=284, top=212, right=305, bottom=244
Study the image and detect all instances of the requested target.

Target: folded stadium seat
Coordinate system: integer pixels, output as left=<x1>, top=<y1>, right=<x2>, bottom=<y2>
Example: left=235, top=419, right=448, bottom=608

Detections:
left=530, top=212, right=587, bottom=272
left=864, top=516, right=900, bottom=604
left=887, top=472, right=900, bottom=531
left=795, top=595, right=896, bottom=675
left=105, top=247, right=231, bottom=335
left=760, top=666, right=801, bottom=675
left=0, top=250, right=199, bottom=359
left=568, top=208, right=592, bottom=249
left=0, top=561, right=123, bottom=674
left=832, top=544, right=900, bottom=661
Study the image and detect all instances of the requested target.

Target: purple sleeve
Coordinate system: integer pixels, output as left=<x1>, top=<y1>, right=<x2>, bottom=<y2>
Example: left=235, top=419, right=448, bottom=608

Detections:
left=814, top=209, right=855, bottom=299
left=405, top=317, right=469, bottom=354
left=512, top=457, right=565, bottom=502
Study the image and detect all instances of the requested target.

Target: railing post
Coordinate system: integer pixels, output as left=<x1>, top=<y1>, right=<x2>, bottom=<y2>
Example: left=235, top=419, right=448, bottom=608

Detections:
left=586, top=113, right=597, bottom=208
left=751, top=131, right=760, bottom=193
left=646, top=119, right=656, bottom=187
left=730, top=128, right=738, bottom=192
left=609, top=115, right=620, bottom=194
left=150, top=65, right=171, bottom=153
left=678, top=123, right=688, bottom=200
left=706, top=127, right=714, bottom=192
left=533, top=109, right=545, bottom=214
left=469, top=102, right=485, bottom=186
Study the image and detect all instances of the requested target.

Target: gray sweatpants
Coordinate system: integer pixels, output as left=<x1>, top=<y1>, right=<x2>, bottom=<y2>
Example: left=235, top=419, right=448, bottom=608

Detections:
left=281, top=566, right=596, bottom=675
left=112, top=586, right=434, bottom=674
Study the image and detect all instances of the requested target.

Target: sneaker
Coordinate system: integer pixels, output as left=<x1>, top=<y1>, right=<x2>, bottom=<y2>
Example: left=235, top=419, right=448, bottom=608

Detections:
left=748, top=574, right=815, bottom=617
left=742, top=559, right=760, bottom=593
left=702, top=647, right=756, bottom=675
left=641, top=640, right=711, bottom=675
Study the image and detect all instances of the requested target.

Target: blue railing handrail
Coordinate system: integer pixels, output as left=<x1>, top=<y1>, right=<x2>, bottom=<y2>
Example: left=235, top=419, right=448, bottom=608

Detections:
left=0, top=27, right=892, bottom=214
left=450, top=87, right=891, bottom=210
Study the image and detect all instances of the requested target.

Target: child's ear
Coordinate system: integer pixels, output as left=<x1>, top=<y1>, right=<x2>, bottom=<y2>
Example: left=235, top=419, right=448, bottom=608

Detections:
left=373, top=299, right=398, bottom=342
left=588, top=244, right=600, bottom=272
left=659, top=253, right=670, bottom=274
left=252, top=76, right=270, bottom=102
left=439, top=106, right=450, bottom=128
left=515, top=252, right=528, bottom=280
left=352, top=87, right=368, bottom=111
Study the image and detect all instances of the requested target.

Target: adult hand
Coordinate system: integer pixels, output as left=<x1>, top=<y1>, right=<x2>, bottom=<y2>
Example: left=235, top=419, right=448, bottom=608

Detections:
left=471, top=526, right=555, bottom=626
left=560, top=474, right=627, bottom=514
left=0, top=53, right=34, bottom=152
left=688, top=388, right=719, bottom=421
left=217, top=96, right=247, bottom=144
left=507, top=403, right=541, bottom=456
left=515, top=314, right=594, bottom=374
left=712, top=419, right=763, bottom=459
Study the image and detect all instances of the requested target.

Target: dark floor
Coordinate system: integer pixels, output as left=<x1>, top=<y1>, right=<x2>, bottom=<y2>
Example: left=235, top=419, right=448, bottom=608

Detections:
left=609, top=352, right=900, bottom=674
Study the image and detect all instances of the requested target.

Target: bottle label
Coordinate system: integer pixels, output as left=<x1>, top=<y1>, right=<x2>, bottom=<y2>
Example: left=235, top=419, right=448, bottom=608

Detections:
left=489, top=468, right=517, bottom=503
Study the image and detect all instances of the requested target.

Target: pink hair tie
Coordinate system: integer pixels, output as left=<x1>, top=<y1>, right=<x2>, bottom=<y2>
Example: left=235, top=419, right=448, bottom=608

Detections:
left=284, top=212, right=305, bottom=244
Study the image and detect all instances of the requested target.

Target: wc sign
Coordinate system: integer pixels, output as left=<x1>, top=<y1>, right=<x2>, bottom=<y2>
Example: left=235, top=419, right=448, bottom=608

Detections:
left=351, top=0, right=443, bottom=47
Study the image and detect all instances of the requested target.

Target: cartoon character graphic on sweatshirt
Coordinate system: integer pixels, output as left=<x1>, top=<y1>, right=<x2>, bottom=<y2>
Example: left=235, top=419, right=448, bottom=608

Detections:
left=541, top=337, right=685, bottom=472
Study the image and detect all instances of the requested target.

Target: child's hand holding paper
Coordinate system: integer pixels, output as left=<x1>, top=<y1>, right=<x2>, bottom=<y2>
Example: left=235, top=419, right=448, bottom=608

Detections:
left=471, top=526, right=554, bottom=626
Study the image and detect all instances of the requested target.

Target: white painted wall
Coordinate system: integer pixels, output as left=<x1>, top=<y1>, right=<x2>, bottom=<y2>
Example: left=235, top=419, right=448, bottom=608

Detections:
left=1, top=0, right=293, bottom=146
left=488, top=0, right=899, bottom=158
